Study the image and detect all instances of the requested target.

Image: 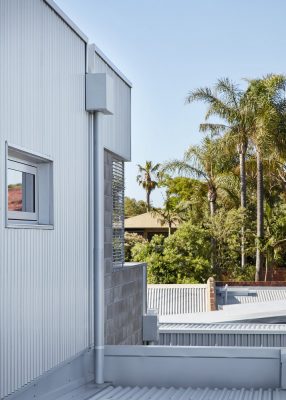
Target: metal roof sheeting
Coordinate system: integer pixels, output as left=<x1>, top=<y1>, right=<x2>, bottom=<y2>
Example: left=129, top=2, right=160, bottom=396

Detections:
left=159, top=324, right=286, bottom=347
left=89, top=386, right=284, bottom=400
left=160, top=300, right=286, bottom=324
left=148, top=284, right=208, bottom=315
left=160, top=323, right=286, bottom=333
left=217, top=287, right=286, bottom=307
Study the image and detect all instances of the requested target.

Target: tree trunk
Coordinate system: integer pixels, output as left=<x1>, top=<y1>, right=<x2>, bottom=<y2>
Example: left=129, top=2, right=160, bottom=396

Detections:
left=255, top=150, right=264, bottom=282
left=209, top=200, right=216, bottom=217
left=168, top=222, right=172, bottom=237
left=238, top=144, right=247, bottom=209
left=146, top=191, right=150, bottom=212
left=238, top=144, right=247, bottom=270
left=208, top=187, right=217, bottom=273
left=264, top=256, right=268, bottom=282
left=208, top=187, right=217, bottom=217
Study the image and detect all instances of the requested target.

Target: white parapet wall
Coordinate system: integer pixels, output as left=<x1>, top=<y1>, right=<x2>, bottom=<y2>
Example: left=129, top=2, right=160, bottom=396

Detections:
left=104, top=345, right=285, bottom=389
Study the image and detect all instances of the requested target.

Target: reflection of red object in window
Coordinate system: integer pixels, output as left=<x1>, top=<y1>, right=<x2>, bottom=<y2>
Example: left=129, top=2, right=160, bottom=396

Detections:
left=8, top=186, right=22, bottom=211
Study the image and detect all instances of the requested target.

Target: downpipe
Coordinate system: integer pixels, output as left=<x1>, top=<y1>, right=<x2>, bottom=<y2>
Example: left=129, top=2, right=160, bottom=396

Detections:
left=93, top=112, right=105, bottom=384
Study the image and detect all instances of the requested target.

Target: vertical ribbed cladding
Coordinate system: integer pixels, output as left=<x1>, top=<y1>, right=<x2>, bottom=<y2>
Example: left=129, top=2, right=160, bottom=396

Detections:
left=0, top=0, right=89, bottom=397
left=93, top=54, right=131, bottom=162
left=147, top=285, right=208, bottom=316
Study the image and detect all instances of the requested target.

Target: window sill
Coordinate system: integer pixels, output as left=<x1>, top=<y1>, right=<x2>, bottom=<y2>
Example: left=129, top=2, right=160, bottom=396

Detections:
left=6, top=223, right=54, bottom=230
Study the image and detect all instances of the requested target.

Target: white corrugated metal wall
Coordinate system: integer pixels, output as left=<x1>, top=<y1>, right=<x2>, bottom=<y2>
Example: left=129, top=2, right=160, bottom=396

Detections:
left=0, top=1, right=89, bottom=397
left=87, top=47, right=132, bottom=347
left=93, top=53, right=131, bottom=162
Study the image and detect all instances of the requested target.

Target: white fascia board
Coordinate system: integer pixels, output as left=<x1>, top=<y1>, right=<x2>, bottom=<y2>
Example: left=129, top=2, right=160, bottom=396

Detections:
left=44, top=0, right=88, bottom=43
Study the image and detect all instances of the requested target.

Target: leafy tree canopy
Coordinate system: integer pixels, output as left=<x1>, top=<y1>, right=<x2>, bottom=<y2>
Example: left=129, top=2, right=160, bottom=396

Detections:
left=125, top=197, right=147, bottom=218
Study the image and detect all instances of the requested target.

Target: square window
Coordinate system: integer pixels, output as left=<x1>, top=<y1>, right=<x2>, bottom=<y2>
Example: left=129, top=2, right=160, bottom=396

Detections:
left=6, top=144, right=53, bottom=227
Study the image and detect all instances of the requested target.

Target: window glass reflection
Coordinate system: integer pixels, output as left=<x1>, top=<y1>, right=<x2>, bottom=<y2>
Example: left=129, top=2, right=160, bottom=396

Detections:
left=8, top=169, right=35, bottom=212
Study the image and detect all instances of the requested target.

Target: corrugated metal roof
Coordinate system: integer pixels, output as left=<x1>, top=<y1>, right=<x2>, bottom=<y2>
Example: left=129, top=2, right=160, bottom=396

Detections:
left=217, top=287, right=286, bottom=307
left=159, top=323, right=286, bottom=333
left=89, top=385, right=284, bottom=399
left=148, top=284, right=208, bottom=315
left=159, top=323, right=286, bottom=347
left=160, top=300, right=286, bottom=324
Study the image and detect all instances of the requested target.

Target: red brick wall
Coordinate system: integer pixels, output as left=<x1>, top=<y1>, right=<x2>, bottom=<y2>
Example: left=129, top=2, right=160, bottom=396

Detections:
left=207, top=277, right=217, bottom=311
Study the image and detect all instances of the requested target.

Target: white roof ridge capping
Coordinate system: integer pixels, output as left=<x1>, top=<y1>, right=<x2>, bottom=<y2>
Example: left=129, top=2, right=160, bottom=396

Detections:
left=44, top=0, right=132, bottom=88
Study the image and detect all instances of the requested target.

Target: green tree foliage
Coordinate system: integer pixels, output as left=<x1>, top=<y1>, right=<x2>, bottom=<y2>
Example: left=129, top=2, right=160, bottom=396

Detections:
left=124, top=232, right=147, bottom=262
left=163, top=176, right=208, bottom=223
left=124, top=197, right=147, bottom=218
left=132, top=224, right=212, bottom=284
left=209, top=208, right=255, bottom=280
left=131, top=75, right=286, bottom=283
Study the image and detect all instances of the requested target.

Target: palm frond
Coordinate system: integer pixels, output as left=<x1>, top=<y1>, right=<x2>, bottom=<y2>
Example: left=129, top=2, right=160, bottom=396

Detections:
left=199, top=123, right=228, bottom=136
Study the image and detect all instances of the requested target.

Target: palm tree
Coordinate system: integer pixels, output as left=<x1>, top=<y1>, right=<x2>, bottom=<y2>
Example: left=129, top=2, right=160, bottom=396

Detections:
left=243, top=74, right=286, bottom=281
left=136, top=161, right=160, bottom=211
left=165, top=138, right=218, bottom=217
left=186, top=78, right=249, bottom=269
left=152, top=191, right=182, bottom=237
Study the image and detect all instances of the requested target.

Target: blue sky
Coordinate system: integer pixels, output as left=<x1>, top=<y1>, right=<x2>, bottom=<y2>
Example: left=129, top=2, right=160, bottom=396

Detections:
left=56, top=0, right=286, bottom=206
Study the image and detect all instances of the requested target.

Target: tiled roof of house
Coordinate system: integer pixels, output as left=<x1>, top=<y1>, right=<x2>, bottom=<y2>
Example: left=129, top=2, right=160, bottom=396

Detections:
left=125, top=212, right=179, bottom=229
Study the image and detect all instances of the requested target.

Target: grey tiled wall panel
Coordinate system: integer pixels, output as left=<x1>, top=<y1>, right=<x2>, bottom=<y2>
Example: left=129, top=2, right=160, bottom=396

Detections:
left=104, top=150, right=143, bottom=345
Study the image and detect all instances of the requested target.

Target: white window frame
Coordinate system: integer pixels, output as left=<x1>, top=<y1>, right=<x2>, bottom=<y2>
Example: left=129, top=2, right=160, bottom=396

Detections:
left=7, top=158, right=38, bottom=222
left=5, top=143, right=54, bottom=228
